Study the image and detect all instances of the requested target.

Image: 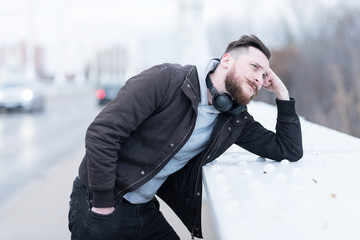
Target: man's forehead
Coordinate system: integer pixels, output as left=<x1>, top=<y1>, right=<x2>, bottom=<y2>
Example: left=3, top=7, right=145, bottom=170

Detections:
left=247, top=47, right=270, bottom=66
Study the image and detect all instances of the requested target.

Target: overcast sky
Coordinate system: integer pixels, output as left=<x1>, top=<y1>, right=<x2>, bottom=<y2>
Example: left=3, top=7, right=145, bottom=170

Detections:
left=1, top=0, right=356, bottom=46
left=0, top=0, right=358, bottom=77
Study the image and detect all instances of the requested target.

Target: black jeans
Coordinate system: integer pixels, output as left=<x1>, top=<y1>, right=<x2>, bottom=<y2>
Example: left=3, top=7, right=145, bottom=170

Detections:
left=68, top=177, right=180, bottom=240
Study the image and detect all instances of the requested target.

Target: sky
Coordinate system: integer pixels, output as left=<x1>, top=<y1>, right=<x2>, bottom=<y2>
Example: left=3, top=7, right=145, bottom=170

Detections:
left=0, top=0, right=358, bottom=80
left=2, top=0, right=356, bottom=46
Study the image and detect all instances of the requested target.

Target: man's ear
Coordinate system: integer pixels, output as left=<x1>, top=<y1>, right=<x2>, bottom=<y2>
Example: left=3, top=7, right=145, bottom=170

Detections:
left=220, top=53, right=233, bottom=69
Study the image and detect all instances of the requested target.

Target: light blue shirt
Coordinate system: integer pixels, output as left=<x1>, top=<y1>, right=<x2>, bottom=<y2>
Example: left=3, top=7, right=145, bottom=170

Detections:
left=124, top=59, right=220, bottom=204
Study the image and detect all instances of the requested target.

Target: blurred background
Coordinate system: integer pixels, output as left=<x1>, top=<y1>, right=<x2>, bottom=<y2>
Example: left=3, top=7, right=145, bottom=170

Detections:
left=1, top=0, right=359, bottom=134
left=0, top=0, right=359, bottom=238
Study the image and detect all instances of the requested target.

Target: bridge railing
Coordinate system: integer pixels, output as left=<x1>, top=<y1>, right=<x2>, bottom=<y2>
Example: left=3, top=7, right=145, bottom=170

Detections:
left=203, top=101, right=360, bottom=240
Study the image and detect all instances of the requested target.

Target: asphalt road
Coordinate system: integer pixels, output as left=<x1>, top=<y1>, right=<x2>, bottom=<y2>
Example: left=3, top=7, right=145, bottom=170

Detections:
left=0, top=86, right=216, bottom=239
left=0, top=87, right=101, bottom=207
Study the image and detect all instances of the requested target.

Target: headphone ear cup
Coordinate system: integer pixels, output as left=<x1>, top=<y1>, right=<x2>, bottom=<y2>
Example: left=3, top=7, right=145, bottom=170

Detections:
left=212, top=93, right=233, bottom=112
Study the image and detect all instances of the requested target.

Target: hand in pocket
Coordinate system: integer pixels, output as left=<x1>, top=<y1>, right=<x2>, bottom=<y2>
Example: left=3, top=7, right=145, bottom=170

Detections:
left=84, top=207, right=118, bottom=240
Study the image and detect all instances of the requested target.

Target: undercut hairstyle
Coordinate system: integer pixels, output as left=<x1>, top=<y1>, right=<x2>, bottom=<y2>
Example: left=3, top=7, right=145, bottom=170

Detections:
left=224, top=35, right=271, bottom=60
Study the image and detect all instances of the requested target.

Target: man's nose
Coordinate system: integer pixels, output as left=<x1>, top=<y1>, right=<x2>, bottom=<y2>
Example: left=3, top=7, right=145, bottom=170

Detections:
left=254, top=74, right=264, bottom=87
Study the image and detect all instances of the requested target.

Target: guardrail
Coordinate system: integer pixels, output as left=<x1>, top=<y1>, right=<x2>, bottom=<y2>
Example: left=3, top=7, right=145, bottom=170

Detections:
left=203, top=101, right=360, bottom=240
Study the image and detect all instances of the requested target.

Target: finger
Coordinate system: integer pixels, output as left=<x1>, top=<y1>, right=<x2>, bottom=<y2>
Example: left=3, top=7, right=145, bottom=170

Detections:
left=263, top=78, right=271, bottom=87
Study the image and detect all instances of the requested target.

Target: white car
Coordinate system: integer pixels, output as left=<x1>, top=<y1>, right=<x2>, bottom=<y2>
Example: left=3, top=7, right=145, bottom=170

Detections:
left=0, top=81, right=45, bottom=112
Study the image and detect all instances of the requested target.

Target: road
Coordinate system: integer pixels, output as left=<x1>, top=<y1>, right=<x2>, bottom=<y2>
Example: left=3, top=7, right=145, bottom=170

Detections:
left=0, top=87, right=101, bottom=207
left=0, top=86, right=217, bottom=240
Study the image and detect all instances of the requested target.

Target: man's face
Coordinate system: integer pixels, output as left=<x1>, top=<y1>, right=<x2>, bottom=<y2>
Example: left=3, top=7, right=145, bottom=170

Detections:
left=225, top=47, right=270, bottom=105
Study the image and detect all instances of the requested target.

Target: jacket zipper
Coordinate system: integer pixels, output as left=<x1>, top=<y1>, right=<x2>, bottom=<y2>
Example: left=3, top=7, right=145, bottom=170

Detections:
left=114, top=80, right=198, bottom=199
left=193, top=116, right=233, bottom=197
left=114, top=120, right=196, bottom=199
left=151, top=121, right=196, bottom=177
left=191, top=116, right=232, bottom=236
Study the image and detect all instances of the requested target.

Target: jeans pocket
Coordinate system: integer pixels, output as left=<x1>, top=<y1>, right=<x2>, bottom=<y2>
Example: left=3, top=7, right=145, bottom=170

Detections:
left=69, top=177, right=89, bottom=239
left=68, top=200, right=82, bottom=240
left=84, top=207, right=119, bottom=239
left=88, top=207, right=117, bottom=219
left=68, top=201, right=78, bottom=231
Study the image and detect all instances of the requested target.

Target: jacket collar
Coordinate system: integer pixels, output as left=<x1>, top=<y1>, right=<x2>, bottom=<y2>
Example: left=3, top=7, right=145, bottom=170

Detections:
left=196, top=58, right=220, bottom=105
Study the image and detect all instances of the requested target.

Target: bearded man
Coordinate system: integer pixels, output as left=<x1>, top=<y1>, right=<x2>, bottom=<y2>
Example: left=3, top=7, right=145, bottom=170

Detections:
left=68, top=34, right=303, bottom=240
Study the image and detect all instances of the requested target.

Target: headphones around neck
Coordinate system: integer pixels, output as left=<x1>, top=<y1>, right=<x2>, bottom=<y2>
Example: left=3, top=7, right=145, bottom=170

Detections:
left=206, top=72, right=247, bottom=115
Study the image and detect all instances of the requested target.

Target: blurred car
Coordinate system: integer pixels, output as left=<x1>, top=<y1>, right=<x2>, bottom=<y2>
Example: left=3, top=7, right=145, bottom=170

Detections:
left=0, top=81, right=45, bottom=113
left=95, top=83, right=122, bottom=106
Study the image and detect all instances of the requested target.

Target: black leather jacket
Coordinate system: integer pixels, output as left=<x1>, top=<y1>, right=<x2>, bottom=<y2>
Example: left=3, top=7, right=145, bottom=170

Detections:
left=78, top=63, right=303, bottom=238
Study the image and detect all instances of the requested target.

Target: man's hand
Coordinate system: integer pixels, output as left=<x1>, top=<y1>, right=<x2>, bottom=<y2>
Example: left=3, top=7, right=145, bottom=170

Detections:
left=263, top=69, right=290, bottom=100
left=91, top=207, right=115, bottom=215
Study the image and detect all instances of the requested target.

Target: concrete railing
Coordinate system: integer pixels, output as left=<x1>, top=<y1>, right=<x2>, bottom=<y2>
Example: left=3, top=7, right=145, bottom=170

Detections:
left=203, top=101, right=360, bottom=240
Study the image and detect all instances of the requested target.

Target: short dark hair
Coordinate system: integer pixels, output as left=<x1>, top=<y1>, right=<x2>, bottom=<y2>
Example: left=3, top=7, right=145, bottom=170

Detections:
left=224, top=34, right=271, bottom=59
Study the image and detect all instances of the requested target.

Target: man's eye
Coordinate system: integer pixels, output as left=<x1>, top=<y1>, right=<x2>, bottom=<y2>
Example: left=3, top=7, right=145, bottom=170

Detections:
left=252, top=64, right=258, bottom=70
left=262, top=74, right=267, bottom=80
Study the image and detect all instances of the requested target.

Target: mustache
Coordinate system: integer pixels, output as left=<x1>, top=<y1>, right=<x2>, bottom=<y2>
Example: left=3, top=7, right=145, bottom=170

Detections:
left=247, top=80, right=259, bottom=96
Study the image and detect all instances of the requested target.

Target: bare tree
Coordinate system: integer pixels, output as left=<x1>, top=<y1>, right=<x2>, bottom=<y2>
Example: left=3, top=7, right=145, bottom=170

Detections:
left=268, top=5, right=360, bottom=137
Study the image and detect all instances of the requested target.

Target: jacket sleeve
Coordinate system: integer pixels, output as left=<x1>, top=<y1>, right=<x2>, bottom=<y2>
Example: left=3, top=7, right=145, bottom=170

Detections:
left=235, top=98, right=303, bottom=162
left=85, top=65, right=171, bottom=207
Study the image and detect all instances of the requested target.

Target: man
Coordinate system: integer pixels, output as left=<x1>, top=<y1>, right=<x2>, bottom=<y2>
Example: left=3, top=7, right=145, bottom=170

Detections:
left=68, top=35, right=303, bottom=240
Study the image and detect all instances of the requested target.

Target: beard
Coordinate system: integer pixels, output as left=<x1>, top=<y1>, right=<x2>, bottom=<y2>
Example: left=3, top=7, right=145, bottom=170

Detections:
left=225, top=67, right=258, bottom=106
